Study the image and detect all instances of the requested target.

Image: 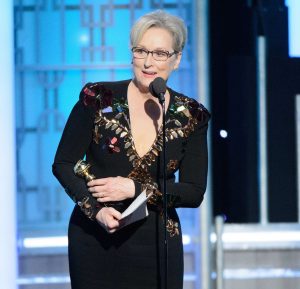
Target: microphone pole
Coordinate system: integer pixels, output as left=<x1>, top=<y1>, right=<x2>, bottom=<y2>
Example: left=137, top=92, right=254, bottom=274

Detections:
left=158, top=89, right=168, bottom=289
left=149, top=78, right=168, bottom=289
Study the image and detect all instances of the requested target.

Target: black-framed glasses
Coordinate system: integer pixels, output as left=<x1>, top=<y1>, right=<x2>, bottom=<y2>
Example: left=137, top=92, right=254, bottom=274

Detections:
left=131, top=47, right=178, bottom=61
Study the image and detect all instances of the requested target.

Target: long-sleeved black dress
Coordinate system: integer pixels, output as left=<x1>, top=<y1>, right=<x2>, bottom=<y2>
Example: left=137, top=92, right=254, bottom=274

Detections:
left=52, top=79, right=210, bottom=289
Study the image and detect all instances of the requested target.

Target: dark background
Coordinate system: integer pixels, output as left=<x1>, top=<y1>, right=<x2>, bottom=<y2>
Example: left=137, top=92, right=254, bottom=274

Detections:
left=210, top=0, right=300, bottom=223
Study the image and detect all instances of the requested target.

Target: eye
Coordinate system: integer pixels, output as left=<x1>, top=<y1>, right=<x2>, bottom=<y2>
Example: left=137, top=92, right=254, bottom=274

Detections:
left=153, top=50, right=168, bottom=58
left=134, top=48, right=146, bottom=55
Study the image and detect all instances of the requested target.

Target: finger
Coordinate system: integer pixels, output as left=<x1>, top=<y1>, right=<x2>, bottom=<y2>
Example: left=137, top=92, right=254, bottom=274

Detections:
left=108, top=228, right=117, bottom=234
left=108, top=208, right=122, bottom=220
left=96, top=197, right=110, bottom=203
left=106, top=218, right=120, bottom=230
left=91, top=191, right=104, bottom=197
left=88, top=186, right=106, bottom=193
left=87, top=177, right=112, bottom=187
left=100, top=223, right=114, bottom=233
left=88, top=185, right=110, bottom=196
left=97, top=196, right=114, bottom=203
left=90, top=185, right=110, bottom=196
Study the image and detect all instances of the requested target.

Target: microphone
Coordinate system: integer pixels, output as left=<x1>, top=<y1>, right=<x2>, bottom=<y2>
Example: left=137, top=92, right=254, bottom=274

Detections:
left=149, top=77, right=166, bottom=104
left=150, top=76, right=168, bottom=289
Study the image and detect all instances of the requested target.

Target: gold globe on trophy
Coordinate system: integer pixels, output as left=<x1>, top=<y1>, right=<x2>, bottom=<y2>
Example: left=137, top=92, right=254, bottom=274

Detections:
left=73, top=159, right=95, bottom=182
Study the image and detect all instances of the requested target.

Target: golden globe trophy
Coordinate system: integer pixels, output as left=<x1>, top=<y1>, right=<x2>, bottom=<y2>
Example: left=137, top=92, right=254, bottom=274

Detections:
left=73, top=159, right=95, bottom=182
left=74, top=159, right=124, bottom=211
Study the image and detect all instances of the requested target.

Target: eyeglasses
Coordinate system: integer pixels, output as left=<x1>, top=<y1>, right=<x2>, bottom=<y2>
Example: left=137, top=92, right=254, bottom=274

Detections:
left=131, top=47, right=178, bottom=61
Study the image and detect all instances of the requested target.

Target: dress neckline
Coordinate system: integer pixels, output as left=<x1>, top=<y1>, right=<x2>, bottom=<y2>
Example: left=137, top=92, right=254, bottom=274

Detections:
left=125, top=80, right=173, bottom=160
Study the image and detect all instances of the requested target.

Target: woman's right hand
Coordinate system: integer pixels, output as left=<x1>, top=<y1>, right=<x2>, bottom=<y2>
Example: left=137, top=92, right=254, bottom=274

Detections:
left=95, top=207, right=122, bottom=233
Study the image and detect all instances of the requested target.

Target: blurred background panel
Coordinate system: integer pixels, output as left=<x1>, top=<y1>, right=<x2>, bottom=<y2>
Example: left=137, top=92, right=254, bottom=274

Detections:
left=210, top=0, right=300, bottom=223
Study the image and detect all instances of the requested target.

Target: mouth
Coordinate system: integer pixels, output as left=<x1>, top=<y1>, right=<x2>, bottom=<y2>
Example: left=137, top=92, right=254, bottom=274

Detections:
left=142, top=70, right=157, bottom=78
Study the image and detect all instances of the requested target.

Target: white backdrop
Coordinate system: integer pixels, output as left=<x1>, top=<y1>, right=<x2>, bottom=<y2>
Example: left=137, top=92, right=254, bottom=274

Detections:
left=0, top=1, right=17, bottom=288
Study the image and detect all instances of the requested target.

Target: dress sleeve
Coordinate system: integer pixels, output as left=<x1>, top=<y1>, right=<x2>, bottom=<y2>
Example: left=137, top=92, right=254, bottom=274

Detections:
left=52, top=86, right=102, bottom=220
left=165, top=112, right=210, bottom=208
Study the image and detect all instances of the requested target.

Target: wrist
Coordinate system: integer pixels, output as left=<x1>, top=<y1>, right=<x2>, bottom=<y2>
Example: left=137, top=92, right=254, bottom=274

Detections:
left=128, top=178, right=135, bottom=198
left=77, top=196, right=103, bottom=220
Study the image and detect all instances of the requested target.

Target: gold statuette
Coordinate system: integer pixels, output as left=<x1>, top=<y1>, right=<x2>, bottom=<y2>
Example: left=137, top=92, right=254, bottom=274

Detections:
left=74, top=159, right=95, bottom=182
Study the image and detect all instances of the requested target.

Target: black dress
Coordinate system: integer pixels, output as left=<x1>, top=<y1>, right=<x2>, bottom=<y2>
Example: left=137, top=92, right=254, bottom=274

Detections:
left=52, top=79, right=210, bottom=289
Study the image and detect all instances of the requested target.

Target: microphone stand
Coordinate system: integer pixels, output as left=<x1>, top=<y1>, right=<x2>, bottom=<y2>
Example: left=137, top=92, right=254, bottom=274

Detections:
left=158, top=92, right=168, bottom=289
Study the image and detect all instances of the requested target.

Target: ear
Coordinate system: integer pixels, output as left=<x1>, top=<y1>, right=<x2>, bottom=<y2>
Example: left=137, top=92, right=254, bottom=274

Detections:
left=173, top=52, right=182, bottom=70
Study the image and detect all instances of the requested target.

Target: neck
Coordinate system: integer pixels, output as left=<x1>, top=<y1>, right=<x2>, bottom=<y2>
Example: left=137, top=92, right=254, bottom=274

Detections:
left=130, top=79, right=157, bottom=101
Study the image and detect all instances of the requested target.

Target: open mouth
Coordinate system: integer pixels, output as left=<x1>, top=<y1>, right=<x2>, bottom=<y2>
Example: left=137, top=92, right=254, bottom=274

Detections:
left=142, top=71, right=157, bottom=77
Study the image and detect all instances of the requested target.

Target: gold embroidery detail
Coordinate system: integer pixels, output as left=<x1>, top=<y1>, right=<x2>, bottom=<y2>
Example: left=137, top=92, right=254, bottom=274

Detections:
left=105, top=122, right=112, bottom=129
left=129, top=155, right=136, bottom=162
left=166, top=218, right=179, bottom=237
left=175, top=119, right=182, bottom=126
left=111, top=123, right=118, bottom=130
left=120, top=131, right=128, bottom=138
left=93, top=112, right=129, bottom=144
left=116, top=127, right=122, bottom=134
left=77, top=197, right=94, bottom=220
left=115, top=112, right=122, bottom=119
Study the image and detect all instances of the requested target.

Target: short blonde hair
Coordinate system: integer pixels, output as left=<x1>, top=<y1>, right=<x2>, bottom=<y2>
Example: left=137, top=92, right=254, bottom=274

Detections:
left=130, top=10, right=187, bottom=52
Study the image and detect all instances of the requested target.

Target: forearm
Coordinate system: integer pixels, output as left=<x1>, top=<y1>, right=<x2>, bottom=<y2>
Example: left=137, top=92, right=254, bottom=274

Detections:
left=165, top=181, right=206, bottom=208
left=52, top=161, right=102, bottom=219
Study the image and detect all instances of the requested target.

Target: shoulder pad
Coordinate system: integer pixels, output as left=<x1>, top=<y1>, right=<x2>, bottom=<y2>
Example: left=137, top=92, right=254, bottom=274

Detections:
left=80, top=82, right=113, bottom=110
left=174, top=94, right=210, bottom=122
left=188, top=98, right=211, bottom=122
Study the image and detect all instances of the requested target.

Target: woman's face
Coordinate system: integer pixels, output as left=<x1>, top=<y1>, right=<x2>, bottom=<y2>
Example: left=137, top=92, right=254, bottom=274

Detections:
left=132, top=27, right=182, bottom=92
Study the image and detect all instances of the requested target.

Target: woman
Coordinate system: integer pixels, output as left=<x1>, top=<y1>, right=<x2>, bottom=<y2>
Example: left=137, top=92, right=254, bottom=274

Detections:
left=53, top=10, right=210, bottom=289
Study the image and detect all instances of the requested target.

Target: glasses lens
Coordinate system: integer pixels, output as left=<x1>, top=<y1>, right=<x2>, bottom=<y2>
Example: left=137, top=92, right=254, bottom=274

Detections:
left=132, top=48, right=146, bottom=58
left=152, top=51, right=168, bottom=61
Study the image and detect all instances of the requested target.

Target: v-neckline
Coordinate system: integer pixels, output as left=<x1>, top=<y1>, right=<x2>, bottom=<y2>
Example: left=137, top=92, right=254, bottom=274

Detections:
left=126, top=81, right=172, bottom=160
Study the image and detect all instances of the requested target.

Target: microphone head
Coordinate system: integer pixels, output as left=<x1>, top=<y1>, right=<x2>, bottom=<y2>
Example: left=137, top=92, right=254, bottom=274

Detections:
left=149, top=77, right=166, bottom=98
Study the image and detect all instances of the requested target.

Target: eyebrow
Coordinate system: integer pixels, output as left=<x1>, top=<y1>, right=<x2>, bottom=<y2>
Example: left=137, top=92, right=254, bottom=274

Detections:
left=136, top=45, right=170, bottom=51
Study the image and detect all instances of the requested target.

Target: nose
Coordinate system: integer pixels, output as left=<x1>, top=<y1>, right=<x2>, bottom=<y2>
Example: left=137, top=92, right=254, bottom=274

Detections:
left=143, top=52, right=153, bottom=67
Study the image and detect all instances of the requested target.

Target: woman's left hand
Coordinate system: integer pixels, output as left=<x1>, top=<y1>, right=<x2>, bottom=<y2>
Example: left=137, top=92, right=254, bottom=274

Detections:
left=87, top=176, right=135, bottom=203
